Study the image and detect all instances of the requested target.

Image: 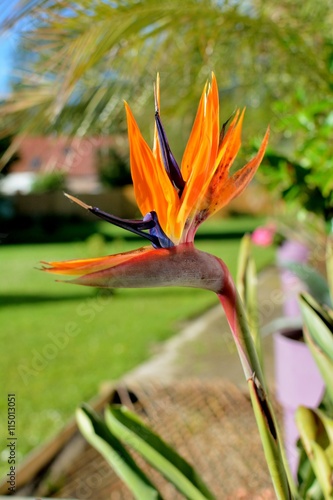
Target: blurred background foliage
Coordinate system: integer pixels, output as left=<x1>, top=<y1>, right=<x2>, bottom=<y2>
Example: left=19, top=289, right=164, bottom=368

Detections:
left=97, top=146, right=132, bottom=188
left=31, top=169, right=67, bottom=192
left=258, top=95, right=333, bottom=224
left=0, top=0, right=332, bottom=165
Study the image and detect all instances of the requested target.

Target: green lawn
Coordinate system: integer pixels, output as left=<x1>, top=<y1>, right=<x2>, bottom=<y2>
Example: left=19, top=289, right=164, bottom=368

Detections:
left=0, top=225, right=275, bottom=475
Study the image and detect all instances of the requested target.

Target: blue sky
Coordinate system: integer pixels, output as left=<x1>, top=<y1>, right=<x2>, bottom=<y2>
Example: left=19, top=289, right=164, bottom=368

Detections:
left=0, top=3, right=21, bottom=97
left=0, top=32, right=15, bottom=97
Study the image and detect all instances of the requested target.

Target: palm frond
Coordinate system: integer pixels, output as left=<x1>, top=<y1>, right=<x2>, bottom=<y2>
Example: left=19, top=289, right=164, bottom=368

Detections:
left=0, top=0, right=332, bottom=159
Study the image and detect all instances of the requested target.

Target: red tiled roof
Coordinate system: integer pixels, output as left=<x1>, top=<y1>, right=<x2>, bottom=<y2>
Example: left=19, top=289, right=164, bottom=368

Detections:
left=10, top=136, right=120, bottom=177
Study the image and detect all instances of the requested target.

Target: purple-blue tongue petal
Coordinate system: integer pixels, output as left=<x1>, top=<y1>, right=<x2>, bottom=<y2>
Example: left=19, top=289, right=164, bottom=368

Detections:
left=63, top=192, right=174, bottom=250
left=87, top=206, right=162, bottom=247
left=88, top=206, right=174, bottom=249
left=155, top=108, right=185, bottom=196
left=145, top=211, right=174, bottom=248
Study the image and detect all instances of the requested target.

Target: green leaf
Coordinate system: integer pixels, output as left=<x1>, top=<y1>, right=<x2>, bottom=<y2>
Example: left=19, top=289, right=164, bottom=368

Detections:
left=326, top=236, right=333, bottom=306
left=315, top=409, right=333, bottom=445
left=296, top=406, right=333, bottom=499
left=300, top=293, right=333, bottom=358
left=105, top=405, right=215, bottom=500
left=236, top=235, right=262, bottom=369
left=310, top=440, right=332, bottom=498
left=297, top=439, right=318, bottom=499
left=76, top=405, right=162, bottom=500
left=296, top=406, right=318, bottom=444
left=300, top=294, right=333, bottom=401
left=305, top=332, right=333, bottom=404
left=283, top=262, right=332, bottom=307
left=247, top=377, right=295, bottom=499
left=301, top=300, right=333, bottom=401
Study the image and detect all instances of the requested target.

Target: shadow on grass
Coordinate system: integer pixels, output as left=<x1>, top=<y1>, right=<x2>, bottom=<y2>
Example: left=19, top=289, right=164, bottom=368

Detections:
left=2, top=287, right=213, bottom=307
left=1, top=292, right=106, bottom=306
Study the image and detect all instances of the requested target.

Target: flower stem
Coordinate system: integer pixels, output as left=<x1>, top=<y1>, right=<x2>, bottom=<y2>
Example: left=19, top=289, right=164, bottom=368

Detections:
left=217, top=261, right=296, bottom=499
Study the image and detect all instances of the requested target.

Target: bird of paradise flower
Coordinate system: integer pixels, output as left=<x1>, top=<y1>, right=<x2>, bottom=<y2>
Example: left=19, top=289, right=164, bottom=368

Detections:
left=43, top=74, right=268, bottom=288
left=42, top=74, right=294, bottom=498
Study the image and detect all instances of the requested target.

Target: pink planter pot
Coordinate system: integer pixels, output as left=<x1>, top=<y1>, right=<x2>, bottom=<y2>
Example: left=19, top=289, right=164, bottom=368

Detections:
left=274, top=328, right=325, bottom=477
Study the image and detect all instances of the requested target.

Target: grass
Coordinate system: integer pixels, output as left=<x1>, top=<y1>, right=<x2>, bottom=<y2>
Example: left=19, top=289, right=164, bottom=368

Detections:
left=0, top=224, right=275, bottom=476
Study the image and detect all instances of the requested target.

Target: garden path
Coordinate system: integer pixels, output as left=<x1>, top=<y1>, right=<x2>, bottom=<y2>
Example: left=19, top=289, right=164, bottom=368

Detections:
left=123, top=266, right=291, bottom=390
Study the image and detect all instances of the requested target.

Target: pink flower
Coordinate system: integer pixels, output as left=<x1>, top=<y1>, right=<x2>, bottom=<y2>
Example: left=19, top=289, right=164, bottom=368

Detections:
left=251, top=224, right=276, bottom=247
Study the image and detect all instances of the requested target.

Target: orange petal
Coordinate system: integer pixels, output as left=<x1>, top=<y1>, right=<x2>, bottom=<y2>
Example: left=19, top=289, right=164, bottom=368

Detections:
left=153, top=72, right=161, bottom=156
left=41, top=247, right=154, bottom=276
left=152, top=73, right=170, bottom=202
left=125, top=102, right=179, bottom=236
left=196, top=109, right=243, bottom=214
left=178, top=75, right=220, bottom=231
left=208, top=127, right=270, bottom=216
left=181, top=81, right=208, bottom=182
left=177, top=132, right=212, bottom=231
left=206, top=74, right=220, bottom=172
left=214, top=108, right=244, bottom=181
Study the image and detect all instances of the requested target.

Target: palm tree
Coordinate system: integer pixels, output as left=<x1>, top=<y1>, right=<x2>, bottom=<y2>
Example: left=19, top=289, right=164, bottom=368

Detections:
left=1, top=0, right=332, bottom=162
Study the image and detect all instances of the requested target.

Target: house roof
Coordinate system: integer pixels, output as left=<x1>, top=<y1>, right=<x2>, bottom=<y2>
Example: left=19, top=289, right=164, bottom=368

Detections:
left=9, top=135, right=124, bottom=178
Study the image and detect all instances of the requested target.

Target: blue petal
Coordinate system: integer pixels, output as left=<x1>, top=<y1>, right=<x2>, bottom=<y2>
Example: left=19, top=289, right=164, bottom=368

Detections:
left=154, top=107, right=185, bottom=197
left=144, top=212, right=174, bottom=248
